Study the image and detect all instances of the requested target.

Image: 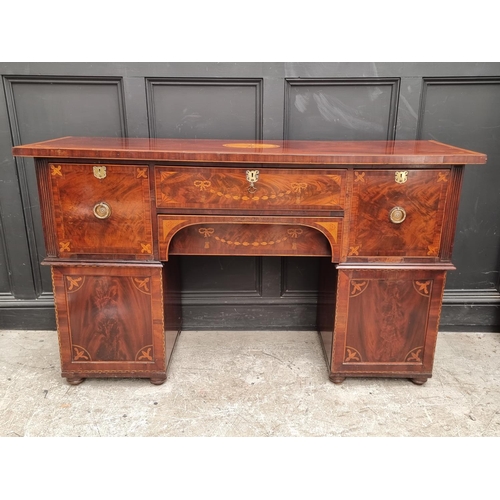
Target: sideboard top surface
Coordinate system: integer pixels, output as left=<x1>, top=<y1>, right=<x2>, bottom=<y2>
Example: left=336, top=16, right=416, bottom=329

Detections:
left=12, top=137, right=487, bottom=165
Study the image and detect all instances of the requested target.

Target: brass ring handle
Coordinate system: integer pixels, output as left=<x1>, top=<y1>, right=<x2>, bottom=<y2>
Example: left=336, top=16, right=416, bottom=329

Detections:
left=389, top=206, right=406, bottom=224
left=93, top=202, right=112, bottom=219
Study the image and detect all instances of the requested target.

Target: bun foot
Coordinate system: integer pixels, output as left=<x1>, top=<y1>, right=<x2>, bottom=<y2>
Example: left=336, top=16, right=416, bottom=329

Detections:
left=329, top=375, right=346, bottom=384
left=410, top=377, right=428, bottom=385
left=150, top=377, right=166, bottom=385
left=66, top=377, right=84, bottom=385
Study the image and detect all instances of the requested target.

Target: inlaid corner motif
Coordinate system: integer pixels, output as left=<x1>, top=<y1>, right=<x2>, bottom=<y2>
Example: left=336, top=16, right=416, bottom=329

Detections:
left=327, top=174, right=342, bottom=186
left=349, top=244, right=361, bottom=256
left=413, top=280, right=432, bottom=296
left=160, top=171, right=175, bottom=181
left=50, top=165, right=62, bottom=177
left=427, top=246, right=439, bottom=256
left=73, top=345, right=92, bottom=361
left=133, top=277, right=151, bottom=294
left=345, top=347, right=362, bottom=362
left=437, top=172, right=449, bottom=183
left=136, top=345, right=154, bottom=361
left=136, top=167, right=148, bottom=179
left=354, top=172, right=365, bottom=183
left=161, top=193, right=174, bottom=204
left=162, top=220, right=188, bottom=240
left=140, top=243, right=152, bottom=254
left=65, top=276, right=84, bottom=293
left=404, top=346, right=423, bottom=363
left=59, top=241, right=71, bottom=253
left=159, top=172, right=176, bottom=203
left=350, top=280, right=368, bottom=297
left=314, top=222, right=339, bottom=243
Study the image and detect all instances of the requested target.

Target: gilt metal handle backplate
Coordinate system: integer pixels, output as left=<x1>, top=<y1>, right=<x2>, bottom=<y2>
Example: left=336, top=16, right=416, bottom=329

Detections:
left=246, top=170, right=259, bottom=193
left=389, top=206, right=406, bottom=224
left=93, top=202, right=112, bottom=219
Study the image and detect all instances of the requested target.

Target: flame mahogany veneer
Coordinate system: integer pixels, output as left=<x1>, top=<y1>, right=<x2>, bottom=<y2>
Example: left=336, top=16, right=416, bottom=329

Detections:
left=13, top=138, right=486, bottom=386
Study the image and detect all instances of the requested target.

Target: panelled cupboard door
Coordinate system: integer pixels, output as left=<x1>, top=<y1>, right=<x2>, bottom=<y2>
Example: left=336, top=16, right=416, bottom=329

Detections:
left=347, top=169, right=451, bottom=260
left=330, top=269, right=446, bottom=383
left=51, top=264, right=168, bottom=385
left=49, top=163, right=154, bottom=259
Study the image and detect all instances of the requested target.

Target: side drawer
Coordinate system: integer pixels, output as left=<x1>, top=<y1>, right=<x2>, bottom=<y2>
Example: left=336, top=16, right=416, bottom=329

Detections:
left=347, top=169, right=451, bottom=260
left=49, top=163, right=153, bottom=258
left=155, top=166, right=346, bottom=211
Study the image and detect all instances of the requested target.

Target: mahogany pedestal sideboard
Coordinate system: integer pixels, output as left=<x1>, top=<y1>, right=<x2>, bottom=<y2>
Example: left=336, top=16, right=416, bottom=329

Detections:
left=12, top=138, right=487, bottom=386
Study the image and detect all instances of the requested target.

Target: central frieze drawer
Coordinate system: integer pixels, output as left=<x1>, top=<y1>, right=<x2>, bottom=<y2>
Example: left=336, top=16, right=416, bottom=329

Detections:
left=158, top=215, right=343, bottom=262
left=158, top=215, right=343, bottom=261
left=155, top=167, right=346, bottom=211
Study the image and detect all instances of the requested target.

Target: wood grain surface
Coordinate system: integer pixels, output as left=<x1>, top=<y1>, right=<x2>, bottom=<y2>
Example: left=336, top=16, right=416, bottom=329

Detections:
left=12, top=137, right=484, bottom=384
left=13, top=137, right=487, bottom=164
left=347, top=169, right=450, bottom=259
left=49, top=163, right=153, bottom=258
left=327, top=268, right=446, bottom=383
left=158, top=215, right=342, bottom=261
left=155, top=166, right=345, bottom=210
left=52, top=263, right=174, bottom=384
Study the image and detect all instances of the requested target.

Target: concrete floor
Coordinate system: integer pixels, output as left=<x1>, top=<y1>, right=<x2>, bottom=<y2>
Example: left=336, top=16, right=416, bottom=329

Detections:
left=0, top=329, right=499, bottom=437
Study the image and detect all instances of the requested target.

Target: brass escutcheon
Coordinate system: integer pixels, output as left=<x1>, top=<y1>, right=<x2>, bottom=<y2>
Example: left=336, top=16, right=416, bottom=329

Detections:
left=395, top=171, right=408, bottom=184
left=93, top=202, right=111, bottom=219
left=246, top=169, right=259, bottom=193
left=389, top=206, right=406, bottom=224
left=93, top=166, right=107, bottom=179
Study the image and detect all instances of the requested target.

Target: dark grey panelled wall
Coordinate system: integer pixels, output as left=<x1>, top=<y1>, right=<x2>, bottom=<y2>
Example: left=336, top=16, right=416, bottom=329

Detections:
left=0, top=62, right=499, bottom=331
